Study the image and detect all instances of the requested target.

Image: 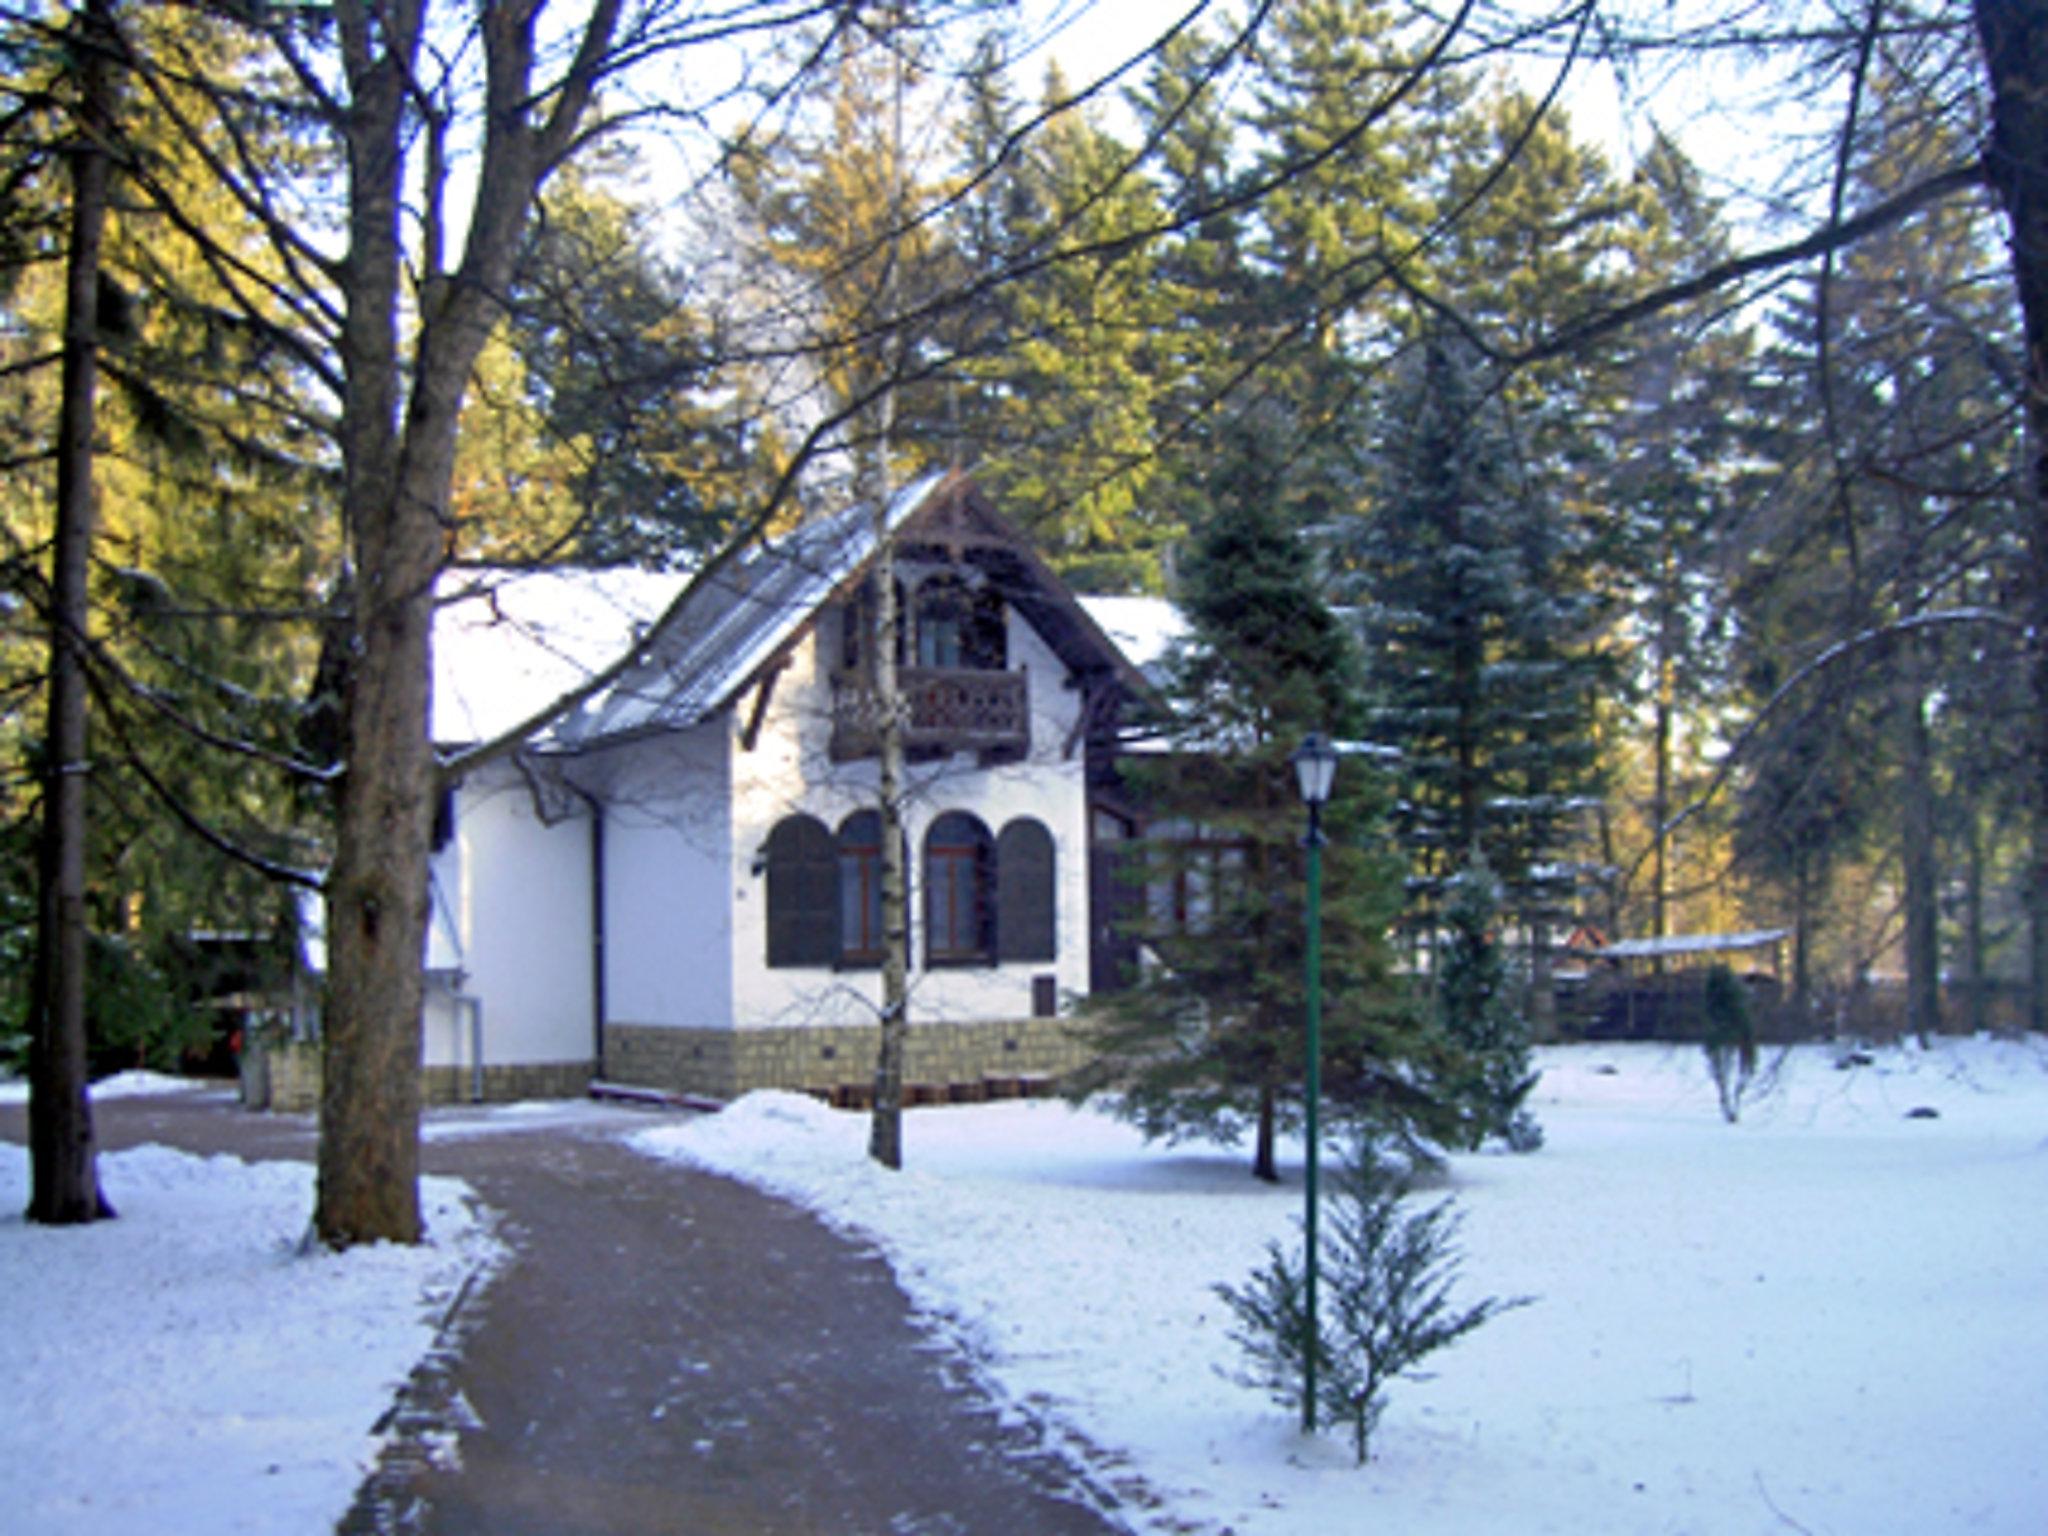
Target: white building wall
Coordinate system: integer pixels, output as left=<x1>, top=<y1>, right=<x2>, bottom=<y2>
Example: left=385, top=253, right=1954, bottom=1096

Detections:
left=586, top=723, right=734, bottom=1028
left=727, top=603, right=1094, bottom=1031
left=425, top=762, right=594, bottom=1071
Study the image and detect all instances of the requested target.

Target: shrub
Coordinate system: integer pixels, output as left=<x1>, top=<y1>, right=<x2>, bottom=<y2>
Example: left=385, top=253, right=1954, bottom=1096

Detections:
left=1435, top=855, right=1541, bottom=1151
left=1702, top=964, right=1758, bottom=1123
left=1217, top=1145, right=1532, bottom=1462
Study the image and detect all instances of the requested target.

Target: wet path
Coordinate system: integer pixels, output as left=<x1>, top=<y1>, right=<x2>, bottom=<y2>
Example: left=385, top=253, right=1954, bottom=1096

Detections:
left=3, top=1091, right=1124, bottom=1536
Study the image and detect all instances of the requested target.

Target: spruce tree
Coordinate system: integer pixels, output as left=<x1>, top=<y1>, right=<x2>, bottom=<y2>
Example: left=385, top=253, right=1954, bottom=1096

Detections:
left=1068, top=404, right=1457, bottom=1180
left=1339, top=325, right=1605, bottom=985
left=1435, top=854, right=1540, bottom=1151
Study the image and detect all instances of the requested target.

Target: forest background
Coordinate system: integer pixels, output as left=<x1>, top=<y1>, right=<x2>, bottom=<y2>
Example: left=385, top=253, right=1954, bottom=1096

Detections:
left=1, top=0, right=2040, bottom=1241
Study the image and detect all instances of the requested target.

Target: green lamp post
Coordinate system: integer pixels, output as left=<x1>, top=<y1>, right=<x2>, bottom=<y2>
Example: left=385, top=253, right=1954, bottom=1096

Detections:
left=1292, top=731, right=1338, bottom=1433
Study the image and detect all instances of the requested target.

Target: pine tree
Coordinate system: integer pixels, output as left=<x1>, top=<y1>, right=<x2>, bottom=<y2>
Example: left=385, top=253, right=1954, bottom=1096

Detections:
left=728, top=12, right=952, bottom=490
left=969, top=63, right=1180, bottom=591
left=1340, top=325, right=1606, bottom=977
left=1068, top=404, right=1456, bottom=1180
left=1217, top=1142, right=1531, bottom=1462
left=500, top=161, right=771, bottom=565
left=2, top=1, right=329, bottom=1221
left=1731, top=61, right=2026, bottom=1032
left=1603, top=137, right=1755, bottom=949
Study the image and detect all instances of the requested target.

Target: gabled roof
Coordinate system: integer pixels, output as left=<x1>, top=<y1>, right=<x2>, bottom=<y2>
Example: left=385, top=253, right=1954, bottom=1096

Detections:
left=554, top=472, right=947, bottom=747
left=441, top=469, right=1148, bottom=752
left=1077, top=594, right=1188, bottom=684
left=433, top=565, right=680, bottom=745
left=1598, top=929, right=1791, bottom=960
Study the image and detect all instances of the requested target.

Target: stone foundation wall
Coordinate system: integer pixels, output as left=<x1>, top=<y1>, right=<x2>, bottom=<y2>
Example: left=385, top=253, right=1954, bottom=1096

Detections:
left=243, top=1017, right=1093, bottom=1113
left=233, top=1039, right=323, bottom=1113
left=241, top=1041, right=593, bottom=1113
left=422, top=1060, right=593, bottom=1105
left=604, top=1016, right=1095, bottom=1103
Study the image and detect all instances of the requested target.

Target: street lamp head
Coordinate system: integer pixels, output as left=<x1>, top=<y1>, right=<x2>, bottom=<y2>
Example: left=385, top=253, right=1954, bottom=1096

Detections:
left=1293, top=732, right=1338, bottom=807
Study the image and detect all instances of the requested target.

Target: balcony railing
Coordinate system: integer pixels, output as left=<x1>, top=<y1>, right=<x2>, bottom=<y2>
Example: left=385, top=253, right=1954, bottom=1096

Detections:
left=830, top=666, right=1029, bottom=761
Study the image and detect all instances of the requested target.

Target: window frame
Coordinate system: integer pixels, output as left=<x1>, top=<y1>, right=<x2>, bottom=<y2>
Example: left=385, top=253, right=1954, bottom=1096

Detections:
left=1146, top=819, right=1249, bottom=937
left=836, top=810, right=887, bottom=969
left=923, top=810, right=996, bottom=967
left=913, top=575, right=1005, bottom=671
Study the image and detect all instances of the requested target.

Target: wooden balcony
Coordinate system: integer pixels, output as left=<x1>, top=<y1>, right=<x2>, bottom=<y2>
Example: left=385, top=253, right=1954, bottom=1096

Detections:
left=830, top=666, right=1029, bottom=761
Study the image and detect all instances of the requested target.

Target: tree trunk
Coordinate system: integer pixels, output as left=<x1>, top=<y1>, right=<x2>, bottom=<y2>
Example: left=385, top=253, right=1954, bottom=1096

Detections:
left=1897, top=656, right=1942, bottom=1046
left=314, top=0, right=622, bottom=1245
left=1963, top=805, right=1989, bottom=1035
left=1252, top=1080, right=1279, bottom=1184
left=866, top=6, right=913, bottom=1170
left=1791, top=856, right=1814, bottom=1030
left=868, top=524, right=911, bottom=1170
left=1972, top=0, right=2048, bottom=1034
left=27, top=0, right=118, bottom=1228
left=314, top=2, right=423, bottom=1248
left=1651, top=611, right=1674, bottom=966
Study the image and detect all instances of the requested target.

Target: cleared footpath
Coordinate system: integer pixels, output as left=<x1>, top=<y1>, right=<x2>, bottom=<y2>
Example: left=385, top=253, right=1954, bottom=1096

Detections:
left=2, top=1091, right=1127, bottom=1536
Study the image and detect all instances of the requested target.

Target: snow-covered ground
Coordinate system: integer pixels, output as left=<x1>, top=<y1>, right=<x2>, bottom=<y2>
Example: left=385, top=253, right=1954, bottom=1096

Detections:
left=0, top=1074, right=502, bottom=1536
left=637, top=1038, right=2048, bottom=1536
left=3, top=1043, right=2041, bottom=1536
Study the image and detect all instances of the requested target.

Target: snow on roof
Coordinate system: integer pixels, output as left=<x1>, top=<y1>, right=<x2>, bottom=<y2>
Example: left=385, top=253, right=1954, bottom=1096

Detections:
left=433, top=473, right=1150, bottom=756
left=1077, top=594, right=1188, bottom=678
left=558, top=470, right=950, bottom=746
left=1598, top=928, right=1791, bottom=960
left=432, top=565, right=681, bottom=745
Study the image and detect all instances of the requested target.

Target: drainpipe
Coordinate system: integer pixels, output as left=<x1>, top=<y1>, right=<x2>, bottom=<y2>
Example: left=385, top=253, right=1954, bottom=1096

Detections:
left=569, top=783, right=608, bottom=1080
left=461, top=992, right=485, bottom=1103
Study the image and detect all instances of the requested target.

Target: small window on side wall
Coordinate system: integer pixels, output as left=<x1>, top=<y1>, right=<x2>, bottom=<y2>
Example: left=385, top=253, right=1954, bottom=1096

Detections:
left=996, top=818, right=1056, bottom=962
left=765, top=814, right=837, bottom=967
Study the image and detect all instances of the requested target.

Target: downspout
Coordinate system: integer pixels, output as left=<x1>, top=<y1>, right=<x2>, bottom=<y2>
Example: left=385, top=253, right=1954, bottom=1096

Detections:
left=458, top=989, right=485, bottom=1104
left=570, top=783, right=608, bottom=1080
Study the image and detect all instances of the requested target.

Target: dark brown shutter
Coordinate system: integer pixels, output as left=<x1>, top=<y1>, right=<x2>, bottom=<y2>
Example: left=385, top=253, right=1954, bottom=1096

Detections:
left=766, top=815, right=837, bottom=967
left=997, top=818, right=1056, bottom=962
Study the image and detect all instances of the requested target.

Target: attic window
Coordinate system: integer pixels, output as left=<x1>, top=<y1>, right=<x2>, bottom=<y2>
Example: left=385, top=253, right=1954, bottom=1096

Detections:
left=915, top=575, right=1004, bottom=671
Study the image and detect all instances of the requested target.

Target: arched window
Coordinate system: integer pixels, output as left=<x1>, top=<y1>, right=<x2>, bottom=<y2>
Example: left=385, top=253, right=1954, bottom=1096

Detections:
left=915, top=575, right=1005, bottom=670
left=837, top=810, right=885, bottom=967
left=764, top=814, right=836, bottom=967
left=996, top=818, right=1056, bottom=962
left=924, top=811, right=994, bottom=965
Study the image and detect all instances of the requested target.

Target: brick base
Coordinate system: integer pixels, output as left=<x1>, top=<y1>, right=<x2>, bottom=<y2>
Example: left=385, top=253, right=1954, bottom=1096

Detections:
left=603, top=1016, right=1094, bottom=1103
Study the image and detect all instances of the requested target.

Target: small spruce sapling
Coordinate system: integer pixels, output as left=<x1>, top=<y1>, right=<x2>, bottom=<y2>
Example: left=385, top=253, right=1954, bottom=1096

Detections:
left=1217, top=1144, right=1532, bottom=1462
left=1702, top=963, right=1758, bottom=1122
left=1437, top=855, right=1542, bottom=1151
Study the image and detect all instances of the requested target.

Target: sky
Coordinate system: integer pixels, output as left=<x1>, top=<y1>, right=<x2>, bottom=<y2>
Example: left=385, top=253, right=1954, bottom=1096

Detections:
left=6, top=1037, right=2041, bottom=1535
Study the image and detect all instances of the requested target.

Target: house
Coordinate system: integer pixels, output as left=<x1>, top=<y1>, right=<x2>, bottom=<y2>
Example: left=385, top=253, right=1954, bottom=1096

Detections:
left=419, top=470, right=1153, bottom=1104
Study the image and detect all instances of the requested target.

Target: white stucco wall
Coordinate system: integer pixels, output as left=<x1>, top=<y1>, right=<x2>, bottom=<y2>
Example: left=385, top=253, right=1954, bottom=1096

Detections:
left=584, top=724, right=734, bottom=1028
left=727, top=596, right=1095, bottom=1031
left=426, top=761, right=595, bottom=1071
